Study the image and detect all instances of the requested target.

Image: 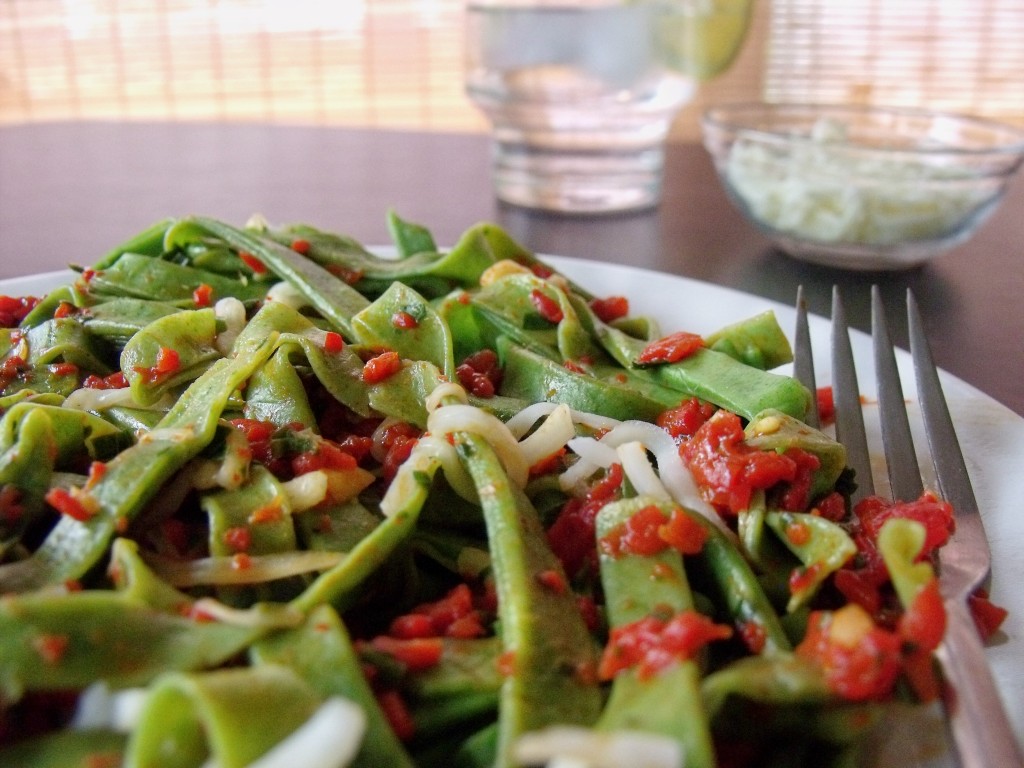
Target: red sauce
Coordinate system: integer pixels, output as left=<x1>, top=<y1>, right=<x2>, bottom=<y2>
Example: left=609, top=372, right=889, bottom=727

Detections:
left=362, top=350, right=402, bottom=383
left=323, top=331, right=344, bottom=354
left=529, top=289, right=564, bottom=324
left=192, top=283, right=214, bottom=308
left=599, top=610, right=733, bottom=681
left=222, top=526, right=252, bottom=553
left=547, top=463, right=624, bottom=578
left=637, top=331, right=704, bottom=365
left=0, top=295, right=40, bottom=327
left=797, top=609, right=902, bottom=701
left=681, top=410, right=798, bottom=515
left=657, top=397, right=716, bottom=442
left=44, top=488, right=95, bottom=522
left=391, top=311, right=419, bottom=329
left=238, top=251, right=267, bottom=274
left=589, top=295, right=629, bottom=323
left=83, top=371, right=129, bottom=390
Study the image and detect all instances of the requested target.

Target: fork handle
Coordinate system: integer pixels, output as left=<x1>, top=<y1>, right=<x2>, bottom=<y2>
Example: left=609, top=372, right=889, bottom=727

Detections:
left=937, top=598, right=1024, bottom=768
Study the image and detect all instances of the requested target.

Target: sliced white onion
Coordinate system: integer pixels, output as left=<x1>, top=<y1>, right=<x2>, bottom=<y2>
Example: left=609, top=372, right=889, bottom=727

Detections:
left=281, top=471, right=329, bottom=512
left=506, top=402, right=619, bottom=440
left=427, top=404, right=528, bottom=488
left=518, top=404, right=576, bottom=469
left=137, top=426, right=197, bottom=445
left=62, top=386, right=174, bottom=413
left=265, top=281, right=311, bottom=310
left=214, top=297, right=247, bottom=357
left=513, top=727, right=682, bottom=768
left=71, top=682, right=147, bottom=733
left=244, top=697, right=367, bottom=768
left=379, top=438, right=443, bottom=518
left=187, top=598, right=306, bottom=629
left=567, top=436, right=619, bottom=469
left=143, top=551, right=345, bottom=587
left=425, top=381, right=468, bottom=412
left=616, top=441, right=671, bottom=501
left=412, top=433, right=478, bottom=504
left=214, top=426, right=252, bottom=491
left=557, top=436, right=618, bottom=492
left=594, top=420, right=727, bottom=535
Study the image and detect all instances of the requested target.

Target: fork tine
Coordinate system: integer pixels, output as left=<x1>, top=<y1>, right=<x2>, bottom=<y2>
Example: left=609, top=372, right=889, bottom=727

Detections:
left=907, top=290, right=978, bottom=519
left=906, top=290, right=1024, bottom=768
left=830, top=287, right=873, bottom=504
left=792, top=285, right=819, bottom=429
left=871, top=286, right=923, bottom=503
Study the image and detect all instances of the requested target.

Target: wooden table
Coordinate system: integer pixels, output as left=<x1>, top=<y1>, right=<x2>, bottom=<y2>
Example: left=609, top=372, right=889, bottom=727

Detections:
left=2, top=121, right=1021, bottom=415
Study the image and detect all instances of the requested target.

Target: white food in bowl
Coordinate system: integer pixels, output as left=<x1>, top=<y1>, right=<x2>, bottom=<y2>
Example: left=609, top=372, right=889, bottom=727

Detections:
left=724, top=117, right=994, bottom=247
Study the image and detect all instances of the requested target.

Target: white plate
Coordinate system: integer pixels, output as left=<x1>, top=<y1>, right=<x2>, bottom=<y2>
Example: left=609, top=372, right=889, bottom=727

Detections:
left=3, top=261, right=1022, bottom=765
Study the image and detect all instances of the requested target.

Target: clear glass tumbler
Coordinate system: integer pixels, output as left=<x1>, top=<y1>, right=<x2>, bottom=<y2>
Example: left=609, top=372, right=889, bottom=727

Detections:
left=465, top=0, right=697, bottom=214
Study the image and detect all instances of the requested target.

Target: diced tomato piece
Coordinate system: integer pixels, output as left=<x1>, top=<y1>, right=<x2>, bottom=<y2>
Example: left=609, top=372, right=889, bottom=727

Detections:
left=601, top=504, right=671, bottom=558
left=192, top=283, right=214, bottom=308
left=658, top=508, right=708, bottom=555
left=45, top=488, right=96, bottom=521
left=222, top=526, right=252, bottom=552
left=54, top=300, right=76, bottom=318
left=535, top=569, right=568, bottom=594
left=682, top=410, right=798, bottom=515
left=370, top=636, right=444, bottom=672
left=529, top=289, right=564, bottom=324
left=547, top=464, right=624, bottom=578
left=637, top=331, right=704, bottom=365
left=598, top=610, right=732, bottom=681
left=897, top=578, right=946, bottom=653
left=362, top=350, right=402, bottom=383
left=738, top=619, right=767, bottom=654
left=657, top=398, right=716, bottom=441
left=797, top=606, right=902, bottom=702
left=589, top=295, right=629, bottom=323
left=816, top=386, right=836, bottom=425
left=239, top=251, right=267, bottom=274
left=83, top=371, right=129, bottom=389
left=290, top=238, right=311, bottom=254
left=0, top=295, right=40, bottom=327
left=323, top=331, right=344, bottom=354
left=391, top=311, right=419, bottom=329
left=327, top=264, right=364, bottom=284
left=376, top=689, right=416, bottom=741
left=968, top=589, right=1009, bottom=642
left=389, top=613, right=437, bottom=640
left=32, top=634, right=70, bottom=665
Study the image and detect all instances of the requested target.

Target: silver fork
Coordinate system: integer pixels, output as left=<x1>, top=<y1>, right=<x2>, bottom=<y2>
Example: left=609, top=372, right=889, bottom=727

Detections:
left=793, top=285, right=1024, bottom=768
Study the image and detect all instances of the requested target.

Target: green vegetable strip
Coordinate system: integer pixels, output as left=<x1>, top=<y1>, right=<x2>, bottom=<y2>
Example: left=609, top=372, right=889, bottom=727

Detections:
left=0, top=332, right=278, bottom=592
left=454, top=431, right=601, bottom=768
left=88, top=253, right=267, bottom=306
left=191, top=216, right=372, bottom=337
left=124, top=665, right=323, bottom=768
left=91, top=217, right=174, bottom=271
left=687, top=509, right=792, bottom=654
left=594, top=497, right=716, bottom=768
left=251, top=604, right=415, bottom=768
left=288, top=439, right=442, bottom=612
left=0, top=728, right=126, bottom=768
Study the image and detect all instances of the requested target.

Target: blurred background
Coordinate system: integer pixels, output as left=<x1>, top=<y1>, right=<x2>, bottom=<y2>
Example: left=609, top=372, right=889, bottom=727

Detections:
left=1, top=0, right=1022, bottom=141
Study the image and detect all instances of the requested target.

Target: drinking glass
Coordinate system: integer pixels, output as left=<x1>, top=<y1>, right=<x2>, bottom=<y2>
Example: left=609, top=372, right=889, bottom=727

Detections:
left=464, top=0, right=748, bottom=214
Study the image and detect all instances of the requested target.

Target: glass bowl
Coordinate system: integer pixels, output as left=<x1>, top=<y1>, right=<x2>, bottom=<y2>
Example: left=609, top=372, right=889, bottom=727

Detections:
left=701, top=103, right=1024, bottom=270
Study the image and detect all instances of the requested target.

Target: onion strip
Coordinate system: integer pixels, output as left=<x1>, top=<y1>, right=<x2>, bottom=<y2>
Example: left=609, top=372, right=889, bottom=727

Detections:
left=142, top=550, right=345, bottom=587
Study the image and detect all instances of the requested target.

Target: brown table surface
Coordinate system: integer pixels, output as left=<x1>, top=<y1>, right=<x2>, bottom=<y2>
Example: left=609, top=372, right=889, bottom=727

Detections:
left=1, top=121, right=1022, bottom=416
